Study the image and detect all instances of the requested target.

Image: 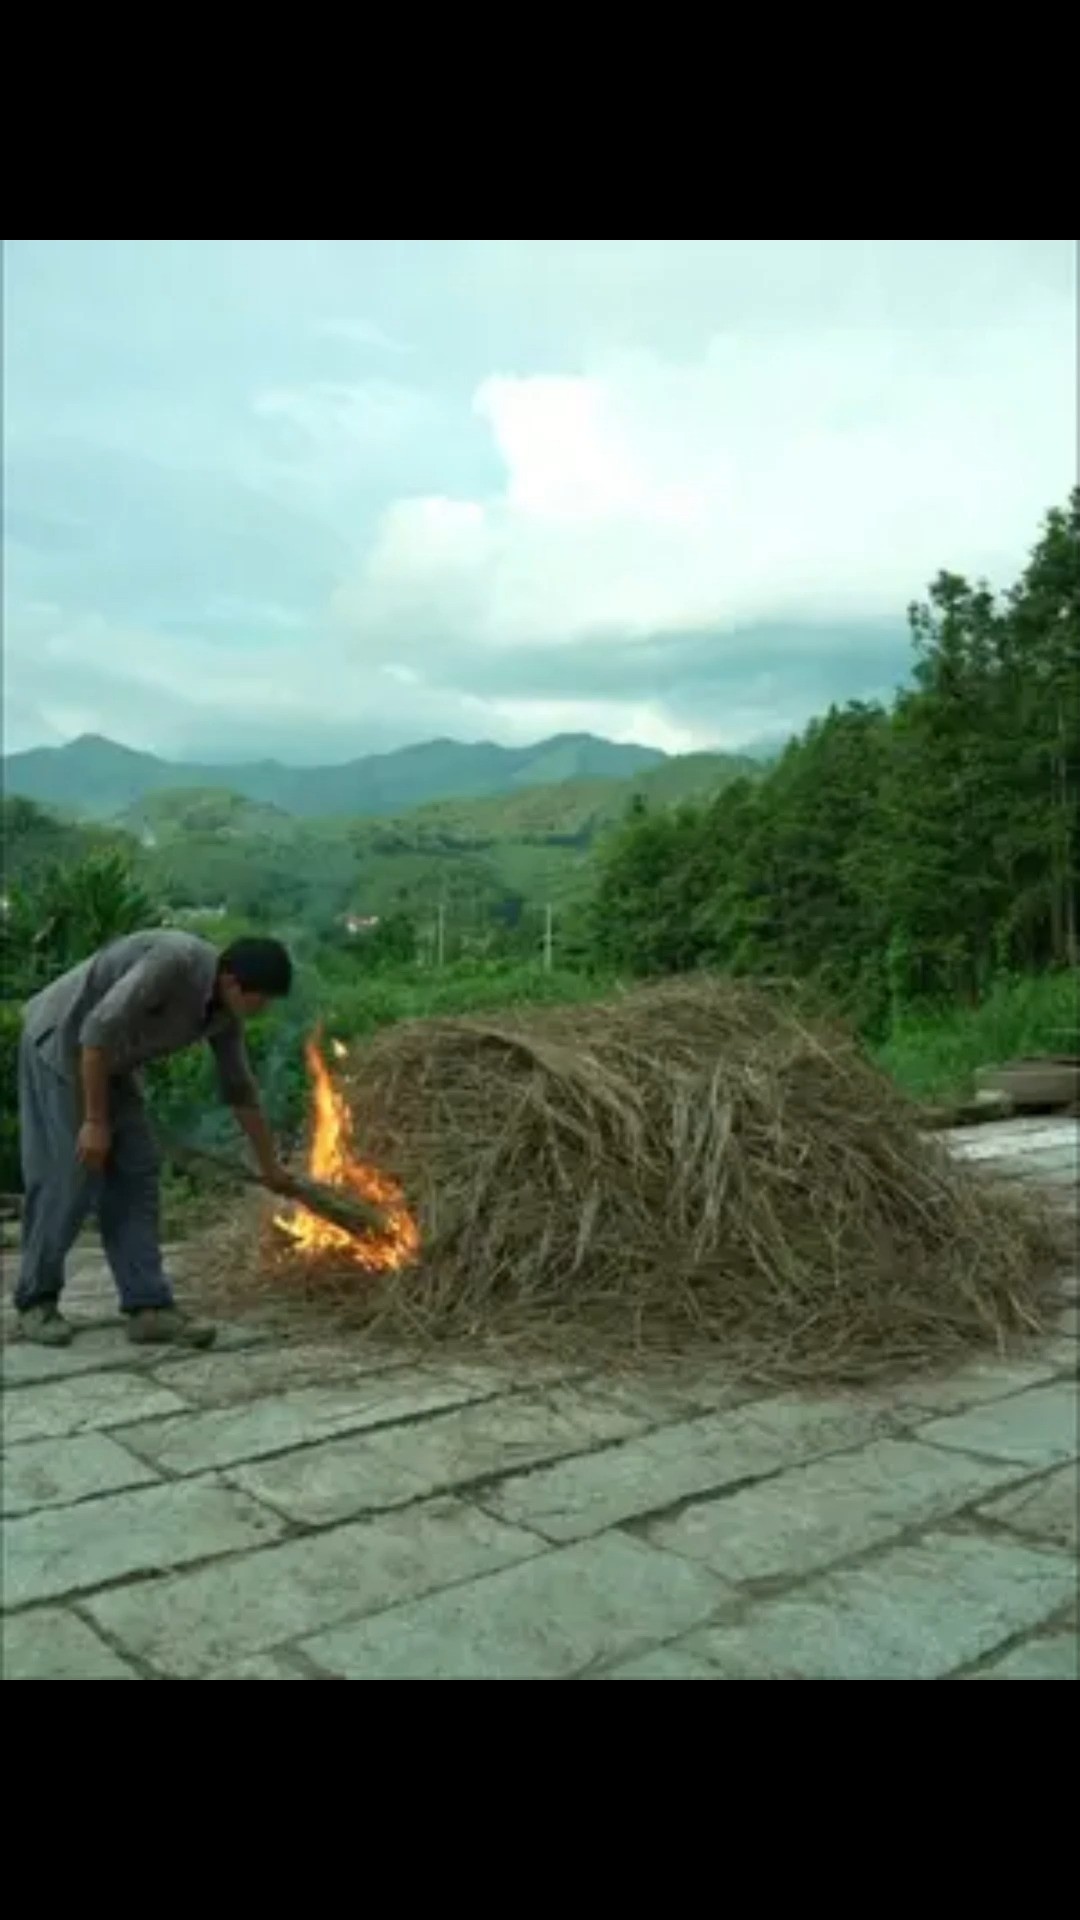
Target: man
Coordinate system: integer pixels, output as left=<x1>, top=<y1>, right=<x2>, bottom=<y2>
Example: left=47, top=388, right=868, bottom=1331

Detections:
left=14, top=929, right=296, bottom=1350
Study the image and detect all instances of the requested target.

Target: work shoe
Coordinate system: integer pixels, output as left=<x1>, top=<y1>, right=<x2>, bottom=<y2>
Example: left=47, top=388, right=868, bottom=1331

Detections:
left=19, top=1303, right=75, bottom=1348
left=127, top=1307, right=216, bottom=1350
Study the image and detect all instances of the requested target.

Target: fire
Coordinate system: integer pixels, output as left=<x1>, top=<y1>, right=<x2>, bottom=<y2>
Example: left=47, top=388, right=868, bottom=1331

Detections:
left=274, top=1036, right=420, bottom=1271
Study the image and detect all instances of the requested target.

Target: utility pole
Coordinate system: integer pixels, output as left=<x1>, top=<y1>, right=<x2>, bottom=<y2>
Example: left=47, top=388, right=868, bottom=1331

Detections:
left=543, top=902, right=553, bottom=974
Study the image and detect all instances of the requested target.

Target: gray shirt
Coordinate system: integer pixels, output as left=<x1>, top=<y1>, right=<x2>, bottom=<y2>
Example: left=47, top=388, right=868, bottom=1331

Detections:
left=22, top=930, right=259, bottom=1108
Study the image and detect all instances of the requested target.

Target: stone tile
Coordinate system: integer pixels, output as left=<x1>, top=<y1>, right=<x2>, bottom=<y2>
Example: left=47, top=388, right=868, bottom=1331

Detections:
left=977, top=1465, right=1078, bottom=1552
left=302, top=1534, right=732, bottom=1680
left=915, top=1382, right=1078, bottom=1468
left=84, top=1498, right=540, bottom=1677
left=120, top=1369, right=500, bottom=1477
left=362, top=1386, right=652, bottom=1497
left=968, top=1634, right=1078, bottom=1680
left=150, top=1341, right=410, bottom=1407
left=230, top=1385, right=654, bottom=1527
left=645, top=1437, right=1032, bottom=1585
left=208, top=1652, right=312, bottom=1681
left=681, top=1531, right=1076, bottom=1679
left=1, top=1431, right=159, bottom=1517
left=483, top=1394, right=887, bottom=1544
left=2, top=1607, right=138, bottom=1680
left=599, top=1644, right=725, bottom=1680
left=1, top=1327, right=163, bottom=1386
left=1, top=1371, right=188, bottom=1445
left=2, top=1476, right=287, bottom=1610
left=885, top=1358, right=1059, bottom=1420
left=229, top=1436, right=431, bottom=1522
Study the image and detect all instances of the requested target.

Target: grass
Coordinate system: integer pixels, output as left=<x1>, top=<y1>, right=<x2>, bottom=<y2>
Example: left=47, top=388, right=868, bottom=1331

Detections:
left=872, top=970, right=1078, bottom=1104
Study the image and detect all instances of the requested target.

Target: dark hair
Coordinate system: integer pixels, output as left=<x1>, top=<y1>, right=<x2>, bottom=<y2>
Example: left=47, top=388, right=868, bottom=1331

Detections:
left=219, top=937, right=293, bottom=998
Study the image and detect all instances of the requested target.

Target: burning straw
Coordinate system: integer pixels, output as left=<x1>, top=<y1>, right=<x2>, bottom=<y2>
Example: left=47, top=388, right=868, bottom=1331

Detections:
left=198, top=978, right=1064, bottom=1383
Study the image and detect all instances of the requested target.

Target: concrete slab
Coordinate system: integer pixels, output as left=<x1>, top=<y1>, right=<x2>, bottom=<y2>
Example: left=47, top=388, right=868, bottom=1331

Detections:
left=301, top=1533, right=732, bottom=1680
left=1, top=1431, right=159, bottom=1517
left=645, top=1437, right=1033, bottom=1585
left=483, top=1394, right=888, bottom=1543
left=2, top=1371, right=189, bottom=1445
left=118, top=1369, right=500, bottom=1478
left=84, top=1497, right=542, bottom=1677
left=2, top=1607, right=138, bottom=1680
left=2, top=1475, right=288, bottom=1609
left=914, top=1381, right=1077, bottom=1468
left=680, top=1531, right=1076, bottom=1679
left=976, top=1464, right=1078, bottom=1552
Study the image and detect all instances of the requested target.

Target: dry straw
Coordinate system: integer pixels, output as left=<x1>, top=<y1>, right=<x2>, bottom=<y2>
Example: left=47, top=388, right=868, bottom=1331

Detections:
left=196, top=978, right=1063, bottom=1383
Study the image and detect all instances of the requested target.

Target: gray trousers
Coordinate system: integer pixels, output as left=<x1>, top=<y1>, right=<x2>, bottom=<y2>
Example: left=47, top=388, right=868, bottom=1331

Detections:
left=15, top=1034, right=173, bottom=1313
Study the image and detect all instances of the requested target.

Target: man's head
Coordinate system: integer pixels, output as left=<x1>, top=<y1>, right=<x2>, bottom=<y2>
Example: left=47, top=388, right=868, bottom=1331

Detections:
left=217, top=937, right=293, bottom=1020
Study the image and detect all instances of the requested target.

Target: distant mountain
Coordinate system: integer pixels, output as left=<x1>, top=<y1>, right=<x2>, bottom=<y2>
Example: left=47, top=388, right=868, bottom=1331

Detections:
left=2, top=731, right=666, bottom=821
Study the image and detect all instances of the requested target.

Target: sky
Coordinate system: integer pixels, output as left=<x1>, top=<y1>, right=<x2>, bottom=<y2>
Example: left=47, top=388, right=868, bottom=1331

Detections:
left=3, top=238, right=1075, bottom=765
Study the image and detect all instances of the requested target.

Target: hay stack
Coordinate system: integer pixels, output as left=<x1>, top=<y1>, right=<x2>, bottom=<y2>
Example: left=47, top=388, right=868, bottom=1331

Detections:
left=213, top=978, right=1062, bottom=1381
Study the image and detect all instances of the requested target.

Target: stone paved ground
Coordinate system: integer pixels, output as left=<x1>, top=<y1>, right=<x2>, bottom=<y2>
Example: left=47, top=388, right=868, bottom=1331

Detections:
left=2, top=1117, right=1077, bottom=1680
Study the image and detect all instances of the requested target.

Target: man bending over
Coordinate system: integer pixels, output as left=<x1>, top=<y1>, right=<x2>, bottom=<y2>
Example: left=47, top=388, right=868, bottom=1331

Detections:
left=14, top=929, right=295, bottom=1350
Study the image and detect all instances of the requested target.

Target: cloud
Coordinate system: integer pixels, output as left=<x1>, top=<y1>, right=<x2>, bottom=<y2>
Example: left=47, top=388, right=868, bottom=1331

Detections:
left=2, top=240, right=1075, bottom=765
left=340, top=311, right=1075, bottom=655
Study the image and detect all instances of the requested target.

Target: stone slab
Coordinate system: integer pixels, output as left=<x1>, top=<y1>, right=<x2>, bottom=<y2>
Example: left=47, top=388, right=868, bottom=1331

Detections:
left=680, top=1531, right=1076, bottom=1679
left=969, top=1634, right=1078, bottom=1680
left=2, top=1328, right=162, bottom=1386
left=483, top=1394, right=888, bottom=1543
left=228, top=1437, right=430, bottom=1522
left=84, top=1497, right=541, bottom=1677
left=151, top=1341, right=412, bottom=1407
left=2, top=1371, right=189, bottom=1445
left=645, top=1436, right=1032, bottom=1585
left=914, top=1382, right=1077, bottom=1467
left=208, top=1652, right=312, bottom=1681
left=976, top=1464, right=1078, bottom=1552
left=1, top=1431, right=159, bottom=1517
left=2, top=1475, right=288, bottom=1610
left=884, top=1358, right=1059, bottom=1420
left=599, top=1644, right=726, bottom=1680
left=237, top=1386, right=654, bottom=1527
left=2, top=1607, right=138, bottom=1680
left=119, top=1369, right=500, bottom=1477
left=302, top=1533, right=732, bottom=1680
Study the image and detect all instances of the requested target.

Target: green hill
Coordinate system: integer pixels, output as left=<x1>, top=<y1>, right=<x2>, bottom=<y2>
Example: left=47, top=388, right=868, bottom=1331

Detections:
left=2, top=731, right=666, bottom=821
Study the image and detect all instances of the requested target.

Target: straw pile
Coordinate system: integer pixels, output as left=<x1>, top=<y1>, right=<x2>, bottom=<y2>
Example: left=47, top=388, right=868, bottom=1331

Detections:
left=202, top=978, right=1062, bottom=1382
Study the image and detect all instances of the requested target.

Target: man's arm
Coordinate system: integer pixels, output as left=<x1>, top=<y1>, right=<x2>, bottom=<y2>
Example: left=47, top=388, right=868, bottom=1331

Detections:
left=77, top=1047, right=113, bottom=1172
left=207, top=1026, right=293, bottom=1191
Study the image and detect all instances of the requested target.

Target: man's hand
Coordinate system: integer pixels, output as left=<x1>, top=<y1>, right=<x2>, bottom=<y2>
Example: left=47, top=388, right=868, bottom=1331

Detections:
left=76, top=1119, right=112, bottom=1174
left=261, top=1161, right=298, bottom=1198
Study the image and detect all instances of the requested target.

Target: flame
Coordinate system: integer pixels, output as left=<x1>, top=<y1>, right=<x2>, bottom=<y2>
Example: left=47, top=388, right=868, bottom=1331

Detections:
left=274, top=1036, right=419, bottom=1271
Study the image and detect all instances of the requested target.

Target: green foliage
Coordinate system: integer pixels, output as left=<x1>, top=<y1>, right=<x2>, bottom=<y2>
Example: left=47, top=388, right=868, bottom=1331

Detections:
left=586, top=493, right=1080, bottom=1035
left=2, top=850, right=162, bottom=1000
left=0, top=1003, right=22, bottom=1192
left=873, top=971, right=1078, bottom=1103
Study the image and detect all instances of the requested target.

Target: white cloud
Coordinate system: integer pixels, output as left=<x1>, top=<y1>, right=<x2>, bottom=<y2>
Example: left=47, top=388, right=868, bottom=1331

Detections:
left=341, top=301, right=1075, bottom=656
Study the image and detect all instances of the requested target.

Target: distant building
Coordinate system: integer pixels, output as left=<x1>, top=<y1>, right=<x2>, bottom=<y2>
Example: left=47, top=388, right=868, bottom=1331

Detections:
left=341, top=913, right=381, bottom=937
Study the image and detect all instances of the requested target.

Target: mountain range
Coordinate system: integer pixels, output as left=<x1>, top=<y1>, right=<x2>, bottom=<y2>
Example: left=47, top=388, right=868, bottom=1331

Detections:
left=3, top=731, right=669, bottom=821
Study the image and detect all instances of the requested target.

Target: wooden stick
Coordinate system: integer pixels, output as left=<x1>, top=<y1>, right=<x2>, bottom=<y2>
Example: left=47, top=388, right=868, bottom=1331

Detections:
left=159, top=1136, right=389, bottom=1239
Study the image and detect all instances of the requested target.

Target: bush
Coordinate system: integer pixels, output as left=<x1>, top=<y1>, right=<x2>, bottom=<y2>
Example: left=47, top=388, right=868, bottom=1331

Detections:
left=0, top=1003, right=22, bottom=1193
